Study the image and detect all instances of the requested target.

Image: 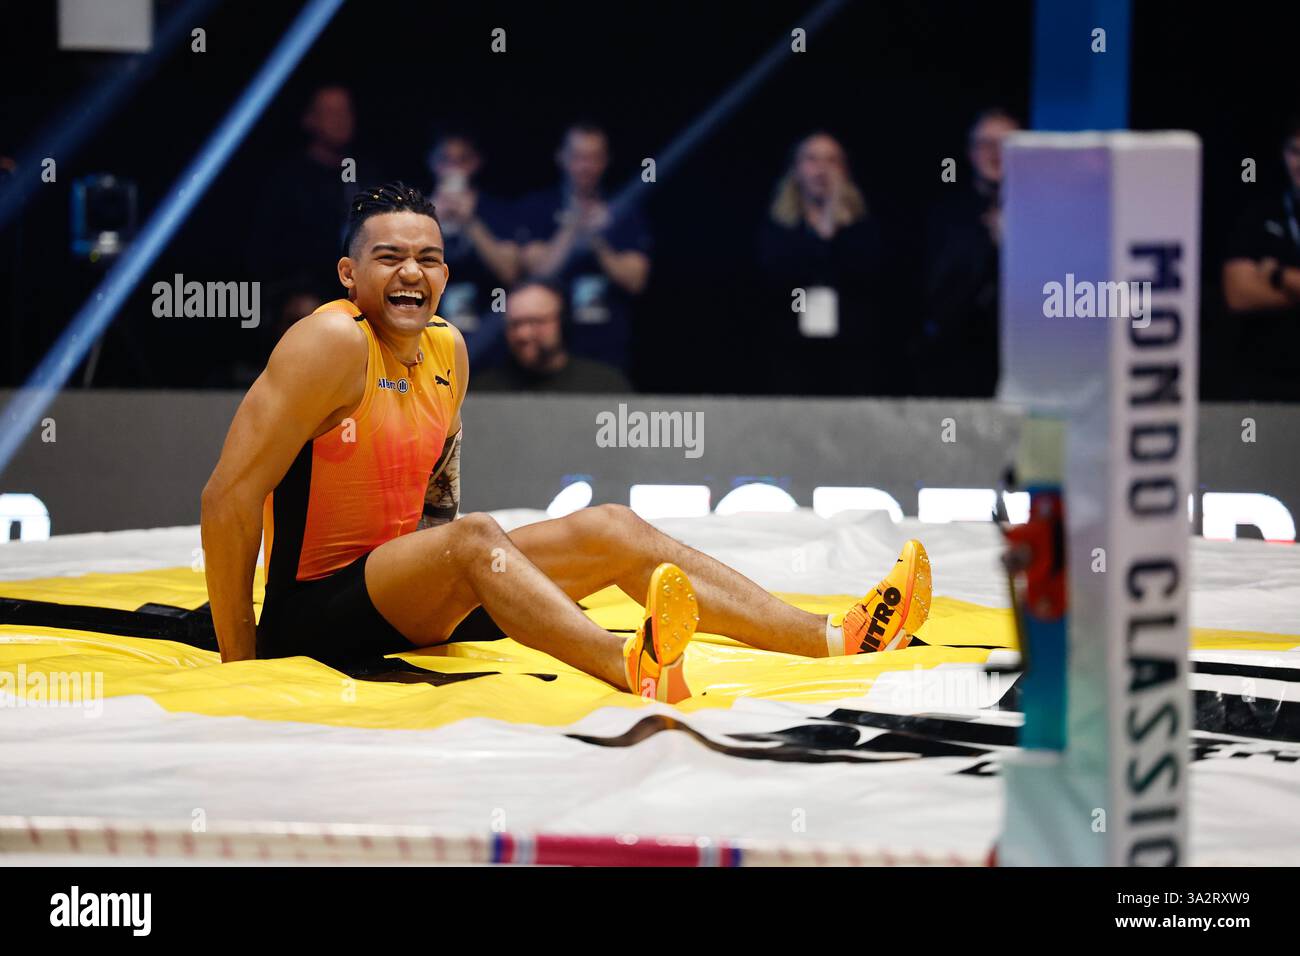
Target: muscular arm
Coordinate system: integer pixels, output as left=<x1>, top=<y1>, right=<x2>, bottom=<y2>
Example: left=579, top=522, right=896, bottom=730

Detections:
left=200, top=313, right=366, bottom=662
left=418, top=324, right=470, bottom=530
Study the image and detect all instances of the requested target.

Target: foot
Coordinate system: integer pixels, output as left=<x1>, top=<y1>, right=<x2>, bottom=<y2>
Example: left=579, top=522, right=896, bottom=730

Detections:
left=832, top=539, right=932, bottom=654
left=623, top=562, right=698, bottom=703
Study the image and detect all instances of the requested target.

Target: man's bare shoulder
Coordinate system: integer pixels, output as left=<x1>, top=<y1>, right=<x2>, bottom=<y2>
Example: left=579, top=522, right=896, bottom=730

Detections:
left=272, top=310, right=366, bottom=367
left=441, top=316, right=468, bottom=360
left=434, top=316, right=470, bottom=404
left=436, top=316, right=473, bottom=371
left=283, top=307, right=365, bottom=345
left=263, top=309, right=368, bottom=407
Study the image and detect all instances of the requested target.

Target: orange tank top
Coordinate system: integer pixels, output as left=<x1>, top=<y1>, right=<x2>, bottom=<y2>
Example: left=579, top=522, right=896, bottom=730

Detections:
left=262, top=300, right=463, bottom=588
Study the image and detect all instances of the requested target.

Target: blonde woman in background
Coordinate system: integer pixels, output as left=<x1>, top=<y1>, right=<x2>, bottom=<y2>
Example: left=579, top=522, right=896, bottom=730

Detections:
left=758, top=131, right=889, bottom=395
left=768, top=131, right=868, bottom=239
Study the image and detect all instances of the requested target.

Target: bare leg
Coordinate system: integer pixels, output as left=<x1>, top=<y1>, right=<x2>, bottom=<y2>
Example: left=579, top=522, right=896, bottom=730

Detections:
left=509, top=504, right=829, bottom=657
left=365, top=513, right=629, bottom=687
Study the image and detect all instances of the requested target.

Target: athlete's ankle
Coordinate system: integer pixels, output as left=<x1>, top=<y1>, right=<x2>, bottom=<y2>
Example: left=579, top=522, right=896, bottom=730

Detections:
left=825, top=614, right=845, bottom=657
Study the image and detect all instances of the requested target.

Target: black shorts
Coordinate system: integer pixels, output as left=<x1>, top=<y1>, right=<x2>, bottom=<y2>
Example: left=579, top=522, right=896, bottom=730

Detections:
left=257, top=552, right=413, bottom=670
left=257, top=551, right=506, bottom=671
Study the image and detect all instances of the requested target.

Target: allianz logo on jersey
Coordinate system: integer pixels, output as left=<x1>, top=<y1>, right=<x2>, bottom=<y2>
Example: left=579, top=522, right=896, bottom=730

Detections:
left=377, top=376, right=409, bottom=393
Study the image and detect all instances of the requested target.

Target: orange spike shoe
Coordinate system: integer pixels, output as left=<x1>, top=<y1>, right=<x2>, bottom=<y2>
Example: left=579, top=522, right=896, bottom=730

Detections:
left=623, top=563, right=698, bottom=703
left=832, top=539, right=932, bottom=654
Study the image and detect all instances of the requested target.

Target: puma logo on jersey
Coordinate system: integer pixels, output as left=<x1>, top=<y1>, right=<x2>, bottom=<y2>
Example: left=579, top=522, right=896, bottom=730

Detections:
left=435, top=369, right=452, bottom=387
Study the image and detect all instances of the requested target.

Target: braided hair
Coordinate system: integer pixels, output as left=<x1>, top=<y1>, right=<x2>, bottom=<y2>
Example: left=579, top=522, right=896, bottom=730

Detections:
left=342, top=181, right=440, bottom=257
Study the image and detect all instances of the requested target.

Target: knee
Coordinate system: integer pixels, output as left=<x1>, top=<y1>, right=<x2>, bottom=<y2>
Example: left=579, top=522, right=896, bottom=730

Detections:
left=454, top=511, right=505, bottom=548
left=592, top=502, right=640, bottom=529
left=570, top=503, right=641, bottom=542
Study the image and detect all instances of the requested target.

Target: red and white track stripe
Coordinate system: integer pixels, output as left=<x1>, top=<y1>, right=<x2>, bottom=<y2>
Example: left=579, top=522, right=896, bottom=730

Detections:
left=0, top=816, right=983, bottom=867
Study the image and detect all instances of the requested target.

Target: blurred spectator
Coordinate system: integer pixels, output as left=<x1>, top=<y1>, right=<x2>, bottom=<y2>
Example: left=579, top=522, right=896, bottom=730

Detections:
left=757, top=131, right=887, bottom=395
left=473, top=280, right=630, bottom=393
left=1220, top=113, right=1300, bottom=401
left=517, top=123, right=651, bottom=374
left=247, top=85, right=361, bottom=323
left=917, top=108, right=1020, bottom=397
left=427, top=132, right=520, bottom=366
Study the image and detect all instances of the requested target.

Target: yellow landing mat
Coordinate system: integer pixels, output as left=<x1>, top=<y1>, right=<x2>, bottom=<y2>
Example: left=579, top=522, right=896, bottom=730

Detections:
left=1, top=568, right=1296, bottom=732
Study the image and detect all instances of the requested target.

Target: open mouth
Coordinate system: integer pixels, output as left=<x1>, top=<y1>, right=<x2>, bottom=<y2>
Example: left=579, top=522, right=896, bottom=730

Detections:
left=386, top=289, right=426, bottom=310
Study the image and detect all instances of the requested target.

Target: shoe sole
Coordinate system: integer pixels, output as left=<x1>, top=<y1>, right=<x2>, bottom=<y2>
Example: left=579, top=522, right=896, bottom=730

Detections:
left=643, top=563, right=698, bottom=671
left=899, top=539, right=932, bottom=633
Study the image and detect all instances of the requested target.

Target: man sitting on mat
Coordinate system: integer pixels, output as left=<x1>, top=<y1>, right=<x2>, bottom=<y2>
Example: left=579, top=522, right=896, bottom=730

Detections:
left=201, top=183, right=931, bottom=702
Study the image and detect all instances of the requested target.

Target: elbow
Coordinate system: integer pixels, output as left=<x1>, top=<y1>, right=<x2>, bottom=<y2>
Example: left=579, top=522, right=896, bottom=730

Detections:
left=1220, top=263, right=1259, bottom=313
left=200, top=479, right=233, bottom=527
left=199, top=492, right=218, bottom=535
left=619, top=261, right=650, bottom=296
left=626, top=256, right=651, bottom=296
left=200, top=483, right=217, bottom=521
left=202, top=476, right=264, bottom=523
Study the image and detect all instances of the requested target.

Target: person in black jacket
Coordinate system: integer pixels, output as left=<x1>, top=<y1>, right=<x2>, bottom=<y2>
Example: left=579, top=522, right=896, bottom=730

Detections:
left=757, top=131, right=887, bottom=396
left=1220, top=114, right=1300, bottom=401
left=917, top=108, right=1020, bottom=397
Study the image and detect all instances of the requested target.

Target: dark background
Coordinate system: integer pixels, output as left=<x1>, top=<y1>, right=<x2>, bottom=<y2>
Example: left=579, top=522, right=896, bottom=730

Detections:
left=0, top=0, right=1296, bottom=396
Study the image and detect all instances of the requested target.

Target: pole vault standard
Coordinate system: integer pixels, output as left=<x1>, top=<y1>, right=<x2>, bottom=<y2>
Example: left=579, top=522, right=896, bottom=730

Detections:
left=997, top=132, right=1201, bottom=866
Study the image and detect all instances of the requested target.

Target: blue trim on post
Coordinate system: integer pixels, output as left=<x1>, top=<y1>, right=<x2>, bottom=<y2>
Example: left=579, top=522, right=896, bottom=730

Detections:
left=1031, top=0, right=1131, bottom=131
left=1020, top=617, right=1068, bottom=750
left=1017, top=483, right=1068, bottom=751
